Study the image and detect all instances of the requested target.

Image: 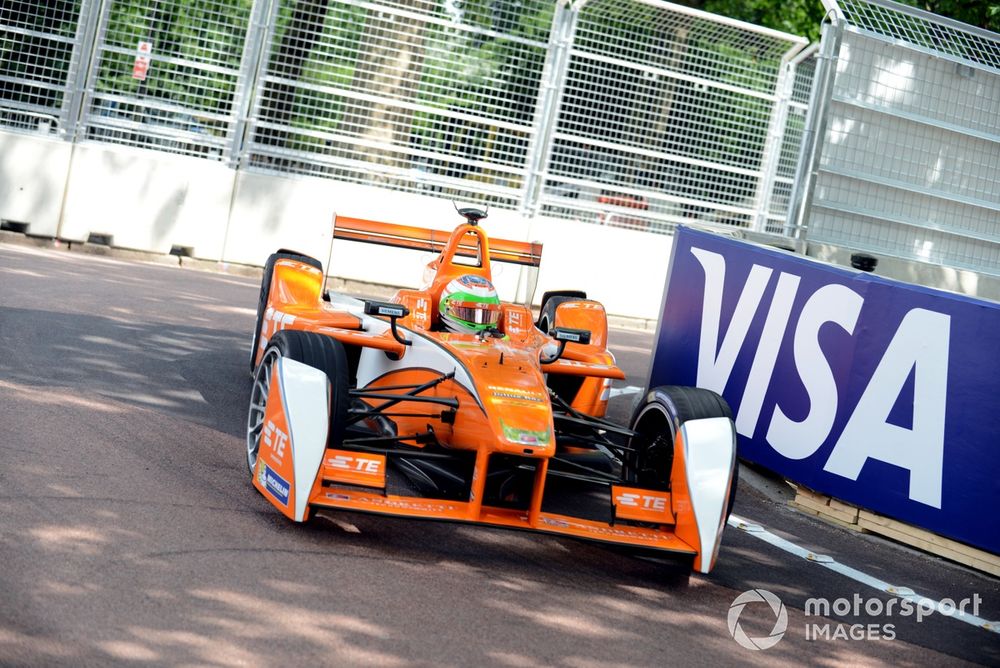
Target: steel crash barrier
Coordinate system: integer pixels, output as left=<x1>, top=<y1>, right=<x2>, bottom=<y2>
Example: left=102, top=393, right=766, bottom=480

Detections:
left=789, top=0, right=1000, bottom=277
left=650, top=226, right=999, bottom=557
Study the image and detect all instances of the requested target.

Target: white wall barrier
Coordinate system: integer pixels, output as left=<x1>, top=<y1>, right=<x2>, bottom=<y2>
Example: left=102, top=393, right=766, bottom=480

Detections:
left=0, top=130, right=674, bottom=320
left=58, top=142, right=235, bottom=258
left=227, top=166, right=674, bottom=320
left=0, top=132, right=73, bottom=238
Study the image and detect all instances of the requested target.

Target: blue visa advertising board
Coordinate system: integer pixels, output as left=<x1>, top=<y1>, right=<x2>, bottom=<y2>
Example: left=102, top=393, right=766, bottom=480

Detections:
left=650, top=226, right=1000, bottom=554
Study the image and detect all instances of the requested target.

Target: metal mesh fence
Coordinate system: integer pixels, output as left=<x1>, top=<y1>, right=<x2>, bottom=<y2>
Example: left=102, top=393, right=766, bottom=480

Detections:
left=537, top=0, right=807, bottom=233
left=243, top=0, right=554, bottom=208
left=1, top=0, right=814, bottom=236
left=800, top=0, right=1000, bottom=274
left=79, top=0, right=254, bottom=159
left=837, top=0, right=1000, bottom=71
left=0, top=0, right=84, bottom=135
left=763, top=47, right=816, bottom=233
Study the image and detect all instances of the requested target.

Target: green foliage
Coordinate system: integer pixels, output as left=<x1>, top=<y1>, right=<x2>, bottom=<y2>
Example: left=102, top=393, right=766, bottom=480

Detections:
left=699, top=0, right=826, bottom=41
left=909, top=0, right=1000, bottom=32
left=90, top=0, right=251, bottom=130
left=694, top=0, right=999, bottom=41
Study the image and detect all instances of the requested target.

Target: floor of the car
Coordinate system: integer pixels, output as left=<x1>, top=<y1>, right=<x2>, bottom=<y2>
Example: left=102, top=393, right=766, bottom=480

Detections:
left=540, top=478, right=614, bottom=524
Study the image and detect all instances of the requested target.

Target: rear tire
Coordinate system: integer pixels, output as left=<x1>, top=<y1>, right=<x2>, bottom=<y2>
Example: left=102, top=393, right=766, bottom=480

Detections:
left=250, top=250, right=323, bottom=372
left=246, top=330, right=349, bottom=477
left=626, top=386, right=737, bottom=518
left=536, top=290, right=587, bottom=332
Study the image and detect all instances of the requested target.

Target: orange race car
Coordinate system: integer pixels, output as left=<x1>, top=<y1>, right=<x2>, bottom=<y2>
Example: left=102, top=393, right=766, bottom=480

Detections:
left=246, top=207, right=737, bottom=574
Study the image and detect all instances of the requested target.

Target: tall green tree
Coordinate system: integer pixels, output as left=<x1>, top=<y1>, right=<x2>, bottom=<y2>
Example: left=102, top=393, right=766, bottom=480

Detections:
left=694, top=0, right=999, bottom=42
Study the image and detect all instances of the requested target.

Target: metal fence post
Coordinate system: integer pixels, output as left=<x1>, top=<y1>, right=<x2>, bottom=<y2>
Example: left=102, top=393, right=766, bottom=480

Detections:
left=751, top=42, right=806, bottom=233
left=60, top=0, right=104, bottom=140
left=239, top=0, right=282, bottom=171
left=786, top=18, right=844, bottom=240
left=227, top=0, right=274, bottom=168
left=519, top=0, right=578, bottom=217
left=73, top=0, right=115, bottom=142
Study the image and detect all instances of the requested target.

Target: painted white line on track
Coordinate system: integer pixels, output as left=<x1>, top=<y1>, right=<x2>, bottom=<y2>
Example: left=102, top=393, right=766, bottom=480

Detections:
left=728, top=514, right=1000, bottom=634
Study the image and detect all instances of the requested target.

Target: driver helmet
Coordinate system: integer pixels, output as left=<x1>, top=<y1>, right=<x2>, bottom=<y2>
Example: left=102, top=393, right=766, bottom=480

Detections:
left=439, top=274, right=501, bottom=333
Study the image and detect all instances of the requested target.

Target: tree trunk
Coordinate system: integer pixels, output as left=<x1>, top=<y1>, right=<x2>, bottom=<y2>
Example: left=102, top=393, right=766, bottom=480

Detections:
left=259, top=0, right=331, bottom=148
left=348, top=2, right=427, bottom=177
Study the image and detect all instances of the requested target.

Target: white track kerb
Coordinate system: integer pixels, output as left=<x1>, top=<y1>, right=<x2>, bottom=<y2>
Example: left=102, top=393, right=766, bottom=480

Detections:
left=727, top=515, right=999, bottom=634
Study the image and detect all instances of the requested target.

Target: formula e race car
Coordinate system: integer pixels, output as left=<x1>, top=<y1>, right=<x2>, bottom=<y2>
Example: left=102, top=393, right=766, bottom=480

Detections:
left=246, top=207, right=737, bottom=574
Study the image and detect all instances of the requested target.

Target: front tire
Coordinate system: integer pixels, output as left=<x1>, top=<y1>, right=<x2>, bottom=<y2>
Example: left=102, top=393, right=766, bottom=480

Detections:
left=246, top=330, right=349, bottom=477
left=626, top=385, right=738, bottom=518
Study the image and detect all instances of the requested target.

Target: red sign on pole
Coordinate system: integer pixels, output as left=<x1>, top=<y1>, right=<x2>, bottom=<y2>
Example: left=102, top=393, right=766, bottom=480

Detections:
left=132, top=41, right=153, bottom=81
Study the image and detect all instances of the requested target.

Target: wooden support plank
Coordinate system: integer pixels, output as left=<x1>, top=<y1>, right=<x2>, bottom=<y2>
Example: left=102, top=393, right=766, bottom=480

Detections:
left=858, top=511, right=998, bottom=563
left=786, top=487, right=998, bottom=578
left=796, top=487, right=830, bottom=504
left=828, top=498, right=860, bottom=521
left=793, top=491, right=860, bottom=525
left=856, top=518, right=1000, bottom=577
left=793, top=493, right=831, bottom=513
left=796, top=507, right=867, bottom=533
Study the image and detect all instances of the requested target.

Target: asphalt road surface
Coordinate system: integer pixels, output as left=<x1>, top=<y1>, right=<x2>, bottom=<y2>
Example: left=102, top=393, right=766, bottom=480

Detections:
left=1, top=242, right=998, bottom=667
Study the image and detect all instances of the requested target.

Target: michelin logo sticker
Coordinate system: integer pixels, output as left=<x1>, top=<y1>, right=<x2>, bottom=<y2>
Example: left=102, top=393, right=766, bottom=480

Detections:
left=259, top=462, right=290, bottom=507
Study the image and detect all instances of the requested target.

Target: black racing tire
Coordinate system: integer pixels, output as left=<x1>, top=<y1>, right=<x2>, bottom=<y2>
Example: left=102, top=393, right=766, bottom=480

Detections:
left=246, top=330, right=349, bottom=477
left=537, top=290, right=587, bottom=333
left=250, top=250, right=323, bottom=372
left=626, top=385, right=738, bottom=519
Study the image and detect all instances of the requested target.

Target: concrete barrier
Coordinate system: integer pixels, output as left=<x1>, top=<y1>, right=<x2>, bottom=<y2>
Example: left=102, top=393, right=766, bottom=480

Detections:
left=57, top=142, right=234, bottom=259
left=0, top=132, right=73, bottom=237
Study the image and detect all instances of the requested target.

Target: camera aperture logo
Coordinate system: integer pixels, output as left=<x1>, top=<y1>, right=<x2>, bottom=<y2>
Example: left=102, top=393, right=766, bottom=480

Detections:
left=728, top=589, right=788, bottom=650
left=728, top=589, right=984, bottom=648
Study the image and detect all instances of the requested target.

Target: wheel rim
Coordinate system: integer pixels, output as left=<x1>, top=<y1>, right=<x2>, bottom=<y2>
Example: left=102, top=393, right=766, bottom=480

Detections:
left=629, top=403, right=675, bottom=489
left=247, top=347, right=279, bottom=474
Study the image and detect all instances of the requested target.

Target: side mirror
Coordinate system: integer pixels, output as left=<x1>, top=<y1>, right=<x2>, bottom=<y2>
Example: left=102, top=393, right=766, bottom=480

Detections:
left=363, top=300, right=411, bottom=347
left=540, top=327, right=591, bottom=364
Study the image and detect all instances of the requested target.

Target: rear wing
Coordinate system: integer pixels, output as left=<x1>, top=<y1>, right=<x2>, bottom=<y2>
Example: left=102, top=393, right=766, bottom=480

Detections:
left=334, top=215, right=543, bottom=267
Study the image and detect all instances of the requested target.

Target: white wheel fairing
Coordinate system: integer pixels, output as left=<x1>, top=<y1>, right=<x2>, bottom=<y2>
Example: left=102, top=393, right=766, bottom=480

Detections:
left=247, top=347, right=332, bottom=522
left=278, top=358, right=331, bottom=522
left=678, top=417, right=737, bottom=574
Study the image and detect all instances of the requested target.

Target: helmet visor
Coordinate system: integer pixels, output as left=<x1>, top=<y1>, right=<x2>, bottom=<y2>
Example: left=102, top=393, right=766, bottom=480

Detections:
left=447, top=300, right=501, bottom=327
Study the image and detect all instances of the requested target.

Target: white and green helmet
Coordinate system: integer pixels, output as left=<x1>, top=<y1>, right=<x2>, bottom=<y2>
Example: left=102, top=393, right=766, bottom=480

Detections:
left=439, top=274, right=502, bottom=333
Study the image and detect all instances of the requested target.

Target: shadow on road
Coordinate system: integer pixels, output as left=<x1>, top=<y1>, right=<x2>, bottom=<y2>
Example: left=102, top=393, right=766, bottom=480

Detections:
left=0, top=305, right=251, bottom=438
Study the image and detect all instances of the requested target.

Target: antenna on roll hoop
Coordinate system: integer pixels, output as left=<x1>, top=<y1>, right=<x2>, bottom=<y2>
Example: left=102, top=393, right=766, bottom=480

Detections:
left=453, top=201, right=488, bottom=226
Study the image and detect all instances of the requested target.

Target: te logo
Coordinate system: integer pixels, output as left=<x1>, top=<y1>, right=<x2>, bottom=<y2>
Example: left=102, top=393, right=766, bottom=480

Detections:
left=262, top=419, right=288, bottom=459
left=615, top=492, right=666, bottom=511
left=328, top=455, right=381, bottom=475
left=414, top=297, right=430, bottom=326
